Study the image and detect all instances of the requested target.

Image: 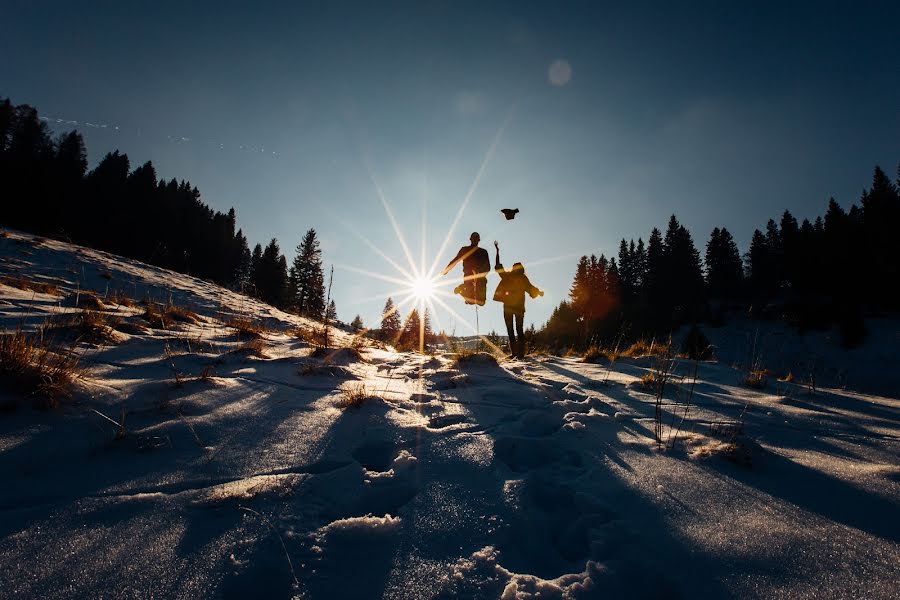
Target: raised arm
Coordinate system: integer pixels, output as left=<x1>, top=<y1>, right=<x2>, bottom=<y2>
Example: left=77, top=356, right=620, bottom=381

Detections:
left=494, top=241, right=501, bottom=270
left=440, top=247, right=465, bottom=276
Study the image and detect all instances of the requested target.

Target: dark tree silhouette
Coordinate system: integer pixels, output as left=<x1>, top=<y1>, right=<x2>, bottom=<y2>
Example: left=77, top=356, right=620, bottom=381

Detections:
left=290, top=228, right=325, bottom=318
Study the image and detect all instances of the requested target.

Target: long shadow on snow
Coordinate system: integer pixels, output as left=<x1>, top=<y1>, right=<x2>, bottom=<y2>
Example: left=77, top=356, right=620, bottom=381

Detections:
left=410, top=359, right=731, bottom=598
left=706, top=441, right=900, bottom=544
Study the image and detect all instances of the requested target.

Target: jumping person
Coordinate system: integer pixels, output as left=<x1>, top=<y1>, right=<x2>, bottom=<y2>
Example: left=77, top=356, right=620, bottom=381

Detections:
left=493, top=240, right=543, bottom=359
left=440, top=232, right=491, bottom=306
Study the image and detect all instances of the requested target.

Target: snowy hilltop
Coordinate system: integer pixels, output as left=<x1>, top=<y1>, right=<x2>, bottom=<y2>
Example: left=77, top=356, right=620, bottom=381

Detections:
left=0, top=228, right=898, bottom=599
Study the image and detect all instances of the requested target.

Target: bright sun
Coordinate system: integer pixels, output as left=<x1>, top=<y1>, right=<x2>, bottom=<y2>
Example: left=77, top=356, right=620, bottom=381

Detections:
left=410, top=276, right=437, bottom=300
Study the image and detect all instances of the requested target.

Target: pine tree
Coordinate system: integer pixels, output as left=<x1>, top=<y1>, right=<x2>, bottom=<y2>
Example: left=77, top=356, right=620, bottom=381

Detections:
left=705, top=227, right=743, bottom=299
left=326, top=299, right=337, bottom=322
left=400, top=309, right=422, bottom=350
left=255, top=239, right=288, bottom=307
left=380, top=297, right=402, bottom=342
left=350, top=315, right=364, bottom=332
left=249, top=243, right=263, bottom=295
left=291, top=228, right=325, bottom=318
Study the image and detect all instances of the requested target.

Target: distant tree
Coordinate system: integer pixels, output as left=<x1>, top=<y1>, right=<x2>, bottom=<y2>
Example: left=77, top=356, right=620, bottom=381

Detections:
left=249, top=243, right=263, bottom=293
left=232, top=229, right=252, bottom=290
left=644, top=228, right=664, bottom=303
left=326, top=299, right=337, bottom=322
left=291, top=228, right=325, bottom=318
left=255, top=238, right=288, bottom=307
left=380, top=297, right=402, bottom=342
left=705, top=227, right=743, bottom=299
left=350, top=314, right=364, bottom=332
left=400, top=308, right=422, bottom=350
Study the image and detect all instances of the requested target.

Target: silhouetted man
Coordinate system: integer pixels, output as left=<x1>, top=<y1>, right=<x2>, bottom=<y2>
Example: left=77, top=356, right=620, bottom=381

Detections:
left=441, top=232, right=490, bottom=306
left=493, top=241, right=543, bottom=359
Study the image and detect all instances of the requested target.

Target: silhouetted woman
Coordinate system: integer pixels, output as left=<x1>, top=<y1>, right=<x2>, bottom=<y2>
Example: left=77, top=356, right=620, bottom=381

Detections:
left=493, top=241, right=543, bottom=359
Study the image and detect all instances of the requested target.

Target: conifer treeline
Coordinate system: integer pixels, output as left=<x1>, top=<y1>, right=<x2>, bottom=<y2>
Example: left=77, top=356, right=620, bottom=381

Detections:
left=0, top=98, right=330, bottom=319
left=540, top=164, right=900, bottom=349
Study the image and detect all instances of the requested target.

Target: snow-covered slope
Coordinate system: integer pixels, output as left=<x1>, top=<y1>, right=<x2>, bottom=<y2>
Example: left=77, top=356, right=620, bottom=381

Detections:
left=1, top=228, right=898, bottom=599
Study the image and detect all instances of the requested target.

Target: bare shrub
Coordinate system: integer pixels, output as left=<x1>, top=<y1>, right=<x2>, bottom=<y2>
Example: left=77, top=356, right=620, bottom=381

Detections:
left=680, top=325, right=713, bottom=361
left=0, top=328, right=82, bottom=407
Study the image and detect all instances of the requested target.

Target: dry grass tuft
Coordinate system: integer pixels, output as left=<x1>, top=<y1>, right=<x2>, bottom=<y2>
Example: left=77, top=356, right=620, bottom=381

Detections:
left=620, top=339, right=671, bottom=358
left=142, top=303, right=199, bottom=329
left=52, top=310, right=124, bottom=345
left=0, top=328, right=82, bottom=407
left=229, top=337, right=268, bottom=358
left=64, top=291, right=106, bottom=310
left=113, top=320, right=149, bottom=336
left=452, top=351, right=499, bottom=368
left=291, top=326, right=325, bottom=346
left=310, top=345, right=364, bottom=365
left=225, top=316, right=267, bottom=339
left=743, top=370, right=768, bottom=389
left=337, top=383, right=377, bottom=409
left=581, top=346, right=616, bottom=363
left=1, top=276, right=60, bottom=296
left=107, top=290, right=136, bottom=308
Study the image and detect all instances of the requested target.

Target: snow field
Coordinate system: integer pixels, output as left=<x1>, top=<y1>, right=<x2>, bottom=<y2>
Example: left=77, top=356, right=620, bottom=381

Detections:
left=1, top=228, right=899, bottom=599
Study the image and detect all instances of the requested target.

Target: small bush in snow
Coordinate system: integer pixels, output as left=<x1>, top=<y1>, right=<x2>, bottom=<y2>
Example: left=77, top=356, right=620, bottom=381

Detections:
left=743, top=370, right=767, bottom=389
left=338, top=383, right=376, bottom=409
left=680, top=325, right=713, bottom=361
left=0, top=327, right=82, bottom=408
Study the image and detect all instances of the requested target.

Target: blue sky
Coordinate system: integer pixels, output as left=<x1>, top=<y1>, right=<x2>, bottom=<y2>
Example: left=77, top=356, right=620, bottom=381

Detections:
left=2, top=1, right=898, bottom=334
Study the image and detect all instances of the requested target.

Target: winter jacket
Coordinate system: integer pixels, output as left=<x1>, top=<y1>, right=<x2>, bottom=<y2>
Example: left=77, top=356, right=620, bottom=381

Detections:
left=493, top=263, right=540, bottom=312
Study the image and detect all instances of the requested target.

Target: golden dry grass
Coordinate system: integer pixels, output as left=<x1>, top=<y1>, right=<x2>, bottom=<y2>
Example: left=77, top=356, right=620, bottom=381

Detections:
left=452, top=350, right=499, bottom=368
left=581, top=346, right=616, bottom=363
left=337, top=383, right=375, bottom=409
left=51, top=310, right=123, bottom=345
left=0, top=328, right=82, bottom=408
left=620, top=339, right=671, bottom=358
left=225, top=316, right=267, bottom=339
left=142, top=303, right=200, bottom=329
left=229, top=338, right=268, bottom=358
left=0, top=276, right=60, bottom=296
left=744, top=370, right=768, bottom=389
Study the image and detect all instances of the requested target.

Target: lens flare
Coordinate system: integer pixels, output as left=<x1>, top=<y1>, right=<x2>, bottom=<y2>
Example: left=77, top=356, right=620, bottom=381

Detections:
left=410, top=276, right=437, bottom=300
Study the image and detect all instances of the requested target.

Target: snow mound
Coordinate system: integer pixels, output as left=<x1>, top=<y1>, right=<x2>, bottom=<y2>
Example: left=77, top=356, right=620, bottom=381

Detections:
left=453, top=352, right=499, bottom=368
left=318, top=514, right=401, bottom=538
